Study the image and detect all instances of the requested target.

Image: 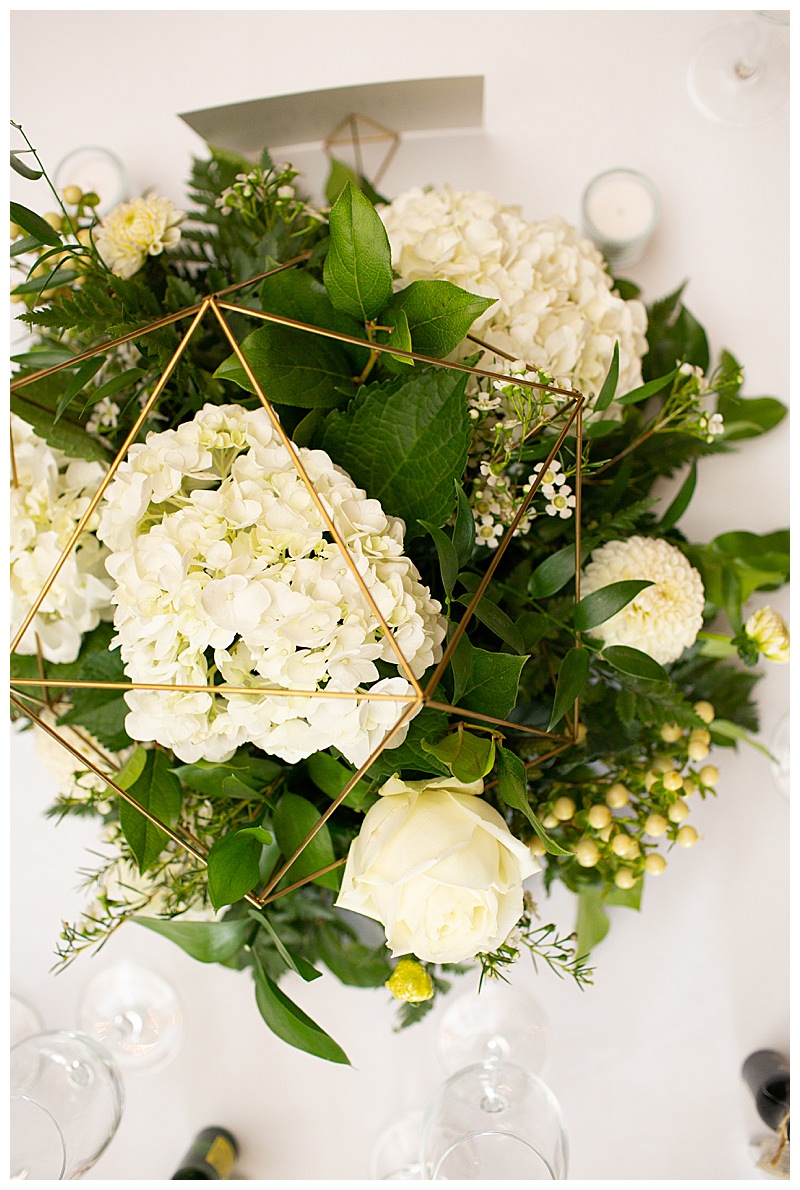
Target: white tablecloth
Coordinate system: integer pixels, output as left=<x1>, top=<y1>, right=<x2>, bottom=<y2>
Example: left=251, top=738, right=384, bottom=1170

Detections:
left=10, top=8, right=790, bottom=1182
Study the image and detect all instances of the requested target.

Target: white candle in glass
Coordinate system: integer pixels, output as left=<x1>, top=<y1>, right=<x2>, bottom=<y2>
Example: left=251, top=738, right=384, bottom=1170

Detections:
left=581, top=168, right=661, bottom=271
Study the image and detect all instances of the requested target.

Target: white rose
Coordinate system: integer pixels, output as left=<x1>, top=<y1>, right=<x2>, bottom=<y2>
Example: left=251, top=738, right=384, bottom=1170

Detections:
left=335, top=774, right=539, bottom=964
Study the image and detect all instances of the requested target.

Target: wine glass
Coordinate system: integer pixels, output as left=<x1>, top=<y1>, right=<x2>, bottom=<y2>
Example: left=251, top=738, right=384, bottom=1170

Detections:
left=420, top=1060, right=568, bottom=1179
left=10, top=1030, right=124, bottom=1179
left=368, top=1110, right=425, bottom=1180
left=769, top=711, right=789, bottom=801
left=436, top=982, right=551, bottom=1076
left=687, top=12, right=790, bottom=125
left=10, top=991, right=45, bottom=1048
left=78, top=959, right=184, bottom=1073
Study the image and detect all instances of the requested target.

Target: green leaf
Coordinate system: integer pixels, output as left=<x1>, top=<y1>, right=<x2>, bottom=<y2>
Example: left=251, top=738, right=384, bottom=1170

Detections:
left=207, top=826, right=274, bottom=910
left=421, top=724, right=496, bottom=783
left=10, top=152, right=43, bottom=181
left=381, top=307, right=414, bottom=368
left=306, top=752, right=375, bottom=812
left=258, top=269, right=369, bottom=367
left=118, top=750, right=182, bottom=872
left=251, top=911, right=322, bottom=982
left=420, top=520, right=459, bottom=597
left=458, top=648, right=527, bottom=720
left=574, top=579, right=653, bottom=632
left=528, top=545, right=578, bottom=599
left=11, top=345, right=76, bottom=366
left=12, top=268, right=78, bottom=296
left=10, top=201, right=61, bottom=246
left=56, top=648, right=131, bottom=752
left=11, top=379, right=109, bottom=463
left=252, top=952, right=350, bottom=1064
left=113, top=746, right=148, bottom=791
left=89, top=367, right=147, bottom=405
left=548, top=647, right=590, bottom=731
left=55, top=356, right=104, bottom=422
left=448, top=630, right=474, bottom=707
left=362, top=707, right=450, bottom=780
left=133, top=916, right=253, bottom=963
left=454, top=593, right=527, bottom=655
left=172, top=755, right=281, bottom=798
left=616, top=366, right=679, bottom=405
left=603, top=645, right=670, bottom=683
left=593, top=341, right=619, bottom=411
left=495, top=747, right=571, bottom=855
left=273, top=792, right=341, bottom=891
left=317, top=924, right=392, bottom=988
left=708, top=717, right=775, bottom=759
left=452, top=482, right=476, bottom=568
left=603, top=882, right=643, bottom=910
left=716, top=393, right=787, bottom=441
left=10, top=234, right=44, bottom=258
left=383, top=280, right=495, bottom=358
left=323, top=181, right=393, bottom=321
left=319, top=369, right=471, bottom=540
left=659, top=462, right=697, bottom=531
left=324, top=156, right=386, bottom=207
left=575, top=887, right=610, bottom=958
left=213, top=321, right=357, bottom=409
left=643, top=286, right=709, bottom=378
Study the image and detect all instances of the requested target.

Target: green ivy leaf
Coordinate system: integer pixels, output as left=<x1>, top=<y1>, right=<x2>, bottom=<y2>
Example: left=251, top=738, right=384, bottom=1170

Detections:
left=273, top=792, right=341, bottom=891
left=383, top=280, right=495, bottom=358
left=547, top=647, right=590, bottom=731
left=118, top=750, right=182, bottom=872
left=207, top=826, right=274, bottom=910
left=319, top=369, right=471, bottom=540
left=421, top=724, right=496, bottom=783
left=252, top=952, right=350, bottom=1065
left=10, top=201, right=62, bottom=246
left=133, top=916, right=254, bottom=963
left=593, top=341, right=619, bottom=411
left=323, top=181, right=393, bottom=321
left=495, top=747, right=571, bottom=855
left=573, top=579, right=653, bottom=632
left=603, top=645, right=670, bottom=683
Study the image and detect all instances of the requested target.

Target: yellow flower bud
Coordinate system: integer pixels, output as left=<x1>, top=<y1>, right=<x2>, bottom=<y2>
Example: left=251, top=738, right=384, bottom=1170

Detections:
left=662, top=770, right=684, bottom=792
left=385, top=958, right=434, bottom=1003
left=644, top=852, right=667, bottom=875
left=700, top=765, right=719, bottom=787
left=644, top=813, right=668, bottom=837
left=677, top=825, right=699, bottom=848
left=688, top=740, right=710, bottom=762
left=606, top=783, right=629, bottom=809
left=552, top=796, right=576, bottom=822
left=587, top=804, right=612, bottom=830
left=529, top=837, right=546, bottom=858
left=615, top=867, right=636, bottom=889
left=575, top=838, right=600, bottom=867
left=694, top=701, right=715, bottom=724
left=611, top=832, right=633, bottom=857
left=667, top=799, right=690, bottom=824
left=61, top=185, right=83, bottom=206
left=660, top=722, right=683, bottom=743
left=43, top=211, right=63, bottom=231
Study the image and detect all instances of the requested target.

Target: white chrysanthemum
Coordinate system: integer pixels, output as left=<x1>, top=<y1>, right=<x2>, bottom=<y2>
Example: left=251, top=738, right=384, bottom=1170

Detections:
left=97, top=404, right=445, bottom=766
left=94, top=193, right=185, bottom=279
left=10, top=414, right=114, bottom=663
left=379, top=186, right=648, bottom=409
left=581, top=536, right=705, bottom=665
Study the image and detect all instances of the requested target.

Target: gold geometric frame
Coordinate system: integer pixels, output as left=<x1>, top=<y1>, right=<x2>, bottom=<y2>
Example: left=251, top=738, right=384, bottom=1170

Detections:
left=10, top=257, right=585, bottom=913
left=323, top=112, right=400, bottom=189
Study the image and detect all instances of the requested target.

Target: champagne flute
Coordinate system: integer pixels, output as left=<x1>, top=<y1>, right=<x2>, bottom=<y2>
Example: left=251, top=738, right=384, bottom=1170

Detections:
left=436, top=982, right=551, bottom=1076
left=78, top=959, right=184, bottom=1073
left=687, top=11, right=790, bottom=125
left=10, top=1030, right=124, bottom=1179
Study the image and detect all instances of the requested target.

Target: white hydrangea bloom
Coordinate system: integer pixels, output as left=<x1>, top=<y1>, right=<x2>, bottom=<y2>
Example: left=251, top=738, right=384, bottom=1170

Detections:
left=94, top=193, right=185, bottom=279
left=379, top=186, right=648, bottom=410
left=581, top=535, right=705, bottom=665
left=97, top=404, right=446, bottom=766
left=10, top=414, right=114, bottom=663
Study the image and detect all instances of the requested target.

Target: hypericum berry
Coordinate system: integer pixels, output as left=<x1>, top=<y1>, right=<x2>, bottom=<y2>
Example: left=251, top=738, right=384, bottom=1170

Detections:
left=575, top=838, right=600, bottom=867
left=43, top=211, right=63, bottom=231
left=660, top=722, right=683, bottom=743
left=699, top=765, right=720, bottom=787
left=644, top=813, right=668, bottom=837
left=689, top=728, right=711, bottom=746
left=587, top=804, right=612, bottom=830
left=694, top=701, right=715, bottom=724
left=611, top=832, right=634, bottom=857
left=605, top=783, right=629, bottom=809
left=61, top=185, right=83, bottom=206
left=688, top=740, right=710, bottom=761
left=662, top=770, right=684, bottom=792
left=552, top=796, right=576, bottom=821
left=529, top=837, right=547, bottom=858
left=542, top=813, right=559, bottom=829
left=667, top=799, right=690, bottom=823
left=615, top=867, right=637, bottom=889
left=677, top=825, right=699, bottom=848
left=682, top=778, right=697, bottom=797
left=644, top=853, right=667, bottom=875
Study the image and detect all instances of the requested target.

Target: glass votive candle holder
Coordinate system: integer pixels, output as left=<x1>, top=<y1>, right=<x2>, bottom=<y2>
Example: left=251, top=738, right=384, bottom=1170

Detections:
left=581, top=168, right=661, bottom=271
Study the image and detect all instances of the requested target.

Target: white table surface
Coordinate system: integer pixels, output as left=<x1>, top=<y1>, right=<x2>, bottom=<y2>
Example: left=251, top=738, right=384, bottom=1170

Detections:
left=9, top=8, right=791, bottom=1183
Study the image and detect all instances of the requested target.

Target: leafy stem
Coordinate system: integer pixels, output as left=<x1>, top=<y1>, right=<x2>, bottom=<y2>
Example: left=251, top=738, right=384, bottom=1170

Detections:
left=11, top=120, right=79, bottom=242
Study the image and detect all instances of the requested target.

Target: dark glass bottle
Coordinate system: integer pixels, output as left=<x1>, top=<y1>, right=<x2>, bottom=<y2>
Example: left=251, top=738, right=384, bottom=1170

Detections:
left=742, top=1049, right=790, bottom=1135
left=172, top=1126, right=239, bottom=1180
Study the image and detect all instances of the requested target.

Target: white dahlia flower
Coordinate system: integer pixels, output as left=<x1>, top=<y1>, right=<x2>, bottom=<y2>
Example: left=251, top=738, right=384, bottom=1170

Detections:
left=94, top=193, right=185, bottom=279
left=10, top=414, right=114, bottom=663
left=744, top=606, right=790, bottom=664
left=581, top=535, right=705, bottom=665
left=96, top=404, right=445, bottom=767
left=379, top=186, right=648, bottom=409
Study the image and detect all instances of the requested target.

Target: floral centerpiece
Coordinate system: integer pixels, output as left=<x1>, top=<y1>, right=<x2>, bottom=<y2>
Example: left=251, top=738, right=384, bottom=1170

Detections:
left=9, top=125, right=789, bottom=1064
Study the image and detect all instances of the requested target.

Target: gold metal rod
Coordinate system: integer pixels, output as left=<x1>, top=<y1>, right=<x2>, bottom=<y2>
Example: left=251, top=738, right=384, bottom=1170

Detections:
left=214, top=299, right=579, bottom=398
left=10, top=424, right=19, bottom=487
left=258, top=857, right=348, bottom=906
left=572, top=402, right=584, bottom=735
left=208, top=299, right=424, bottom=698
left=10, top=302, right=210, bottom=656
left=373, top=137, right=400, bottom=187
left=424, top=395, right=585, bottom=697
left=9, top=255, right=313, bottom=393
left=424, top=699, right=565, bottom=740
left=9, top=677, right=419, bottom=702
left=258, top=696, right=421, bottom=901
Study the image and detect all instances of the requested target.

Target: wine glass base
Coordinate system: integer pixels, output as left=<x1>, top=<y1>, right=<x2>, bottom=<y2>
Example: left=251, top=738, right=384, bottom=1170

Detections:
left=78, top=960, right=183, bottom=1073
left=687, top=19, right=789, bottom=125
